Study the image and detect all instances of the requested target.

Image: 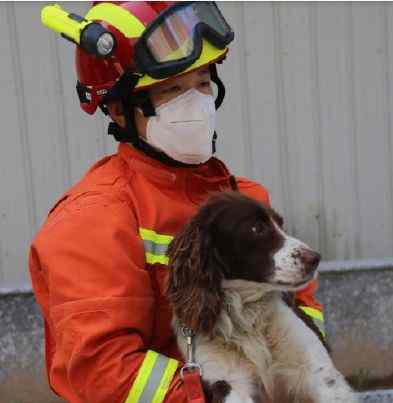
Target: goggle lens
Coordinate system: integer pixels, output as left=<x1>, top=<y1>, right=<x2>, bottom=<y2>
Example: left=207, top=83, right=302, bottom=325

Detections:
left=146, top=2, right=232, bottom=64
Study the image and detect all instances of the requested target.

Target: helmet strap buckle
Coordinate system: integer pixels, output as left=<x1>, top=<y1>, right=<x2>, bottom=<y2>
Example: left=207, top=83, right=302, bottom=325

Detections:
left=76, top=81, right=91, bottom=104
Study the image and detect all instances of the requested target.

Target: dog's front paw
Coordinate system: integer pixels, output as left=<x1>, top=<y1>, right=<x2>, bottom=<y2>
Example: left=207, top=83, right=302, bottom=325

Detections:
left=203, top=380, right=231, bottom=403
left=202, top=380, right=256, bottom=403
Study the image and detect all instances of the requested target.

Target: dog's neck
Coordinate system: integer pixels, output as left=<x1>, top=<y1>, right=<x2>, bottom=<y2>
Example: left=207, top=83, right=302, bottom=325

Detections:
left=213, top=279, right=281, bottom=339
left=222, top=279, right=279, bottom=304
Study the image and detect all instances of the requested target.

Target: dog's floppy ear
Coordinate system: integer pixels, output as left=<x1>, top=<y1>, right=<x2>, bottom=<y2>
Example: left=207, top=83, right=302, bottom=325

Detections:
left=166, top=215, right=225, bottom=335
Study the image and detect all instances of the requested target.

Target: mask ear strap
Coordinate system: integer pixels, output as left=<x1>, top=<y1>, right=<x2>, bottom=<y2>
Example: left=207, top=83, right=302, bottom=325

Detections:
left=209, top=63, right=226, bottom=110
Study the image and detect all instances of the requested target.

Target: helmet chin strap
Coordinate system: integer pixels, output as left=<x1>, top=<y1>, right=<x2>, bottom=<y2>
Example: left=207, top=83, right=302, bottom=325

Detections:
left=209, top=62, right=226, bottom=110
left=103, top=69, right=141, bottom=145
left=104, top=63, right=226, bottom=167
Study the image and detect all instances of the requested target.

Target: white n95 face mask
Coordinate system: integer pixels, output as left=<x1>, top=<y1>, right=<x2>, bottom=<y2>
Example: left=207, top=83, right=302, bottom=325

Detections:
left=145, top=89, right=216, bottom=164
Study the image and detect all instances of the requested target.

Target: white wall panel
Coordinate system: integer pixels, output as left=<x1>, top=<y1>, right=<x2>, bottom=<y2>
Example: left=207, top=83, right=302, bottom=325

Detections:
left=241, top=2, right=286, bottom=216
left=13, top=2, right=71, bottom=225
left=387, top=4, right=393, bottom=256
left=313, top=3, right=359, bottom=260
left=0, top=3, right=35, bottom=286
left=351, top=3, right=393, bottom=258
left=2, top=2, right=393, bottom=287
left=216, top=2, right=251, bottom=177
left=272, top=3, right=322, bottom=250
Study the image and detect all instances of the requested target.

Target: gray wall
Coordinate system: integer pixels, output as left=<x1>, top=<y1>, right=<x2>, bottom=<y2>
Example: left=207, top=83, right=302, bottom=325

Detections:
left=2, top=2, right=393, bottom=288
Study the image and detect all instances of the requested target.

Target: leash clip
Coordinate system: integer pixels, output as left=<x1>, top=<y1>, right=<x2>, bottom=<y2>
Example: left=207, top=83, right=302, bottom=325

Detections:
left=180, top=326, right=203, bottom=379
left=180, top=362, right=203, bottom=380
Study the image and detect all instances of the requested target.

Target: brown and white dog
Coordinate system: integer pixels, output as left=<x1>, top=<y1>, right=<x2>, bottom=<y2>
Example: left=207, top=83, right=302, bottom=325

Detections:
left=167, top=192, right=356, bottom=403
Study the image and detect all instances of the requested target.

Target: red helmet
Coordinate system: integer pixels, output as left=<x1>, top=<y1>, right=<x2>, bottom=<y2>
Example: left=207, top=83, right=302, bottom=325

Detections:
left=75, top=1, right=233, bottom=114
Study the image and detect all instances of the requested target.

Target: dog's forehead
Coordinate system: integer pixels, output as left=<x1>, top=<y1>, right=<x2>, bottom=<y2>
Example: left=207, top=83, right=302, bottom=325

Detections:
left=232, top=199, right=269, bottom=220
left=210, top=193, right=272, bottom=223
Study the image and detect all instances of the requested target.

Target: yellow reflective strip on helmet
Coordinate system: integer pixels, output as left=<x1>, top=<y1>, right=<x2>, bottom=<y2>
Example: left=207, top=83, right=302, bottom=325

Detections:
left=136, top=40, right=228, bottom=89
left=298, top=306, right=324, bottom=322
left=139, top=228, right=174, bottom=245
left=151, top=358, right=179, bottom=403
left=86, top=3, right=145, bottom=38
left=126, top=350, right=159, bottom=403
left=145, top=252, right=169, bottom=266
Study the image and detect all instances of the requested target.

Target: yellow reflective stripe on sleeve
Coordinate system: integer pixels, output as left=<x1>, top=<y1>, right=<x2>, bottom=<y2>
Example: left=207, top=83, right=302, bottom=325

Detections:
left=298, top=305, right=326, bottom=337
left=139, top=228, right=174, bottom=245
left=126, top=350, right=179, bottom=403
left=139, top=228, right=174, bottom=266
left=126, top=350, right=158, bottom=403
left=151, top=358, right=179, bottom=403
left=145, top=252, right=169, bottom=266
left=85, top=3, right=145, bottom=38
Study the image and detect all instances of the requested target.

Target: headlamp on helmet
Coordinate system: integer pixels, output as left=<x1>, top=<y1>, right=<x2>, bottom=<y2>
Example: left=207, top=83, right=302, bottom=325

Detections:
left=41, top=4, right=116, bottom=58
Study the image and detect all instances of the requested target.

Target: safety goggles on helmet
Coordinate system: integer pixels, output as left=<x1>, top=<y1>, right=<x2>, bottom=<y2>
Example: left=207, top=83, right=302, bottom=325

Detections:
left=134, top=1, right=234, bottom=79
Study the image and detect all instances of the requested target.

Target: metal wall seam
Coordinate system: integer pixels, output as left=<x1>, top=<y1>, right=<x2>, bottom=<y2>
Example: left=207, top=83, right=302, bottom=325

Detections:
left=272, top=3, right=292, bottom=232
left=345, top=3, right=363, bottom=258
left=308, top=3, right=326, bottom=255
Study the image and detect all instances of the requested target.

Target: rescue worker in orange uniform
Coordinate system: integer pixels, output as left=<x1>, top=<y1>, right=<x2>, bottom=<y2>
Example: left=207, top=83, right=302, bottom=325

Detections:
left=29, top=2, right=324, bottom=402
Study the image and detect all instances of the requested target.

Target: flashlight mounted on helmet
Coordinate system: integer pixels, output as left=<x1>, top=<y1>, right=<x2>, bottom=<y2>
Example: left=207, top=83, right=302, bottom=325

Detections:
left=41, top=4, right=116, bottom=58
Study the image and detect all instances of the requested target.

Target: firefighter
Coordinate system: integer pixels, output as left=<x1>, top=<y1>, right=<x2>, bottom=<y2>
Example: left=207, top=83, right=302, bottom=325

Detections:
left=30, top=2, right=324, bottom=402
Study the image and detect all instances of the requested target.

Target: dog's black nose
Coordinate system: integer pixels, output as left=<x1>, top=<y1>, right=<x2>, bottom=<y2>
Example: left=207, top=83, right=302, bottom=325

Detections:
left=299, top=249, right=321, bottom=274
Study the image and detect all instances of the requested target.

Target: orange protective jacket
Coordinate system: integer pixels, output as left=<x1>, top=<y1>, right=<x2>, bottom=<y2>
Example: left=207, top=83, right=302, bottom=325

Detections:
left=29, top=143, right=322, bottom=403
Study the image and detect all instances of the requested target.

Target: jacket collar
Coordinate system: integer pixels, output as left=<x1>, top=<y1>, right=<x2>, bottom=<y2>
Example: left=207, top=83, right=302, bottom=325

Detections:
left=118, top=143, right=233, bottom=201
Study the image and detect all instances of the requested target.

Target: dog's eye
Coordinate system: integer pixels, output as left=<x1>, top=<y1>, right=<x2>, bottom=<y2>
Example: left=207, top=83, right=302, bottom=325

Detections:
left=251, top=222, right=265, bottom=235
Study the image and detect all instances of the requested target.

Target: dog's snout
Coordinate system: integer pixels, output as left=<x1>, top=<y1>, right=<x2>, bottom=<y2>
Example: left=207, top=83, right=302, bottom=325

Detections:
left=299, top=249, right=321, bottom=274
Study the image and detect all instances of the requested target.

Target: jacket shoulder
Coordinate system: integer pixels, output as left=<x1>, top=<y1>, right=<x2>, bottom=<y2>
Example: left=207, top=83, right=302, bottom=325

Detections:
left=236, top=176, right=271, bottom=206
left=47, top=153, right=135, bottom=218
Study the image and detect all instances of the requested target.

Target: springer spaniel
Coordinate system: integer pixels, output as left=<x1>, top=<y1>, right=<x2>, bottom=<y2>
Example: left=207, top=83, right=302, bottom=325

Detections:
left=167, top=192, right=356, bottom=403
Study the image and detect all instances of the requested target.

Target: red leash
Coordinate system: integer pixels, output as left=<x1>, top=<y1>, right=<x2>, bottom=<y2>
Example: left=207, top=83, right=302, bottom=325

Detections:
left=182, top=369, right=206, bottom=403
left=181, top=326, right=206, bottom=403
